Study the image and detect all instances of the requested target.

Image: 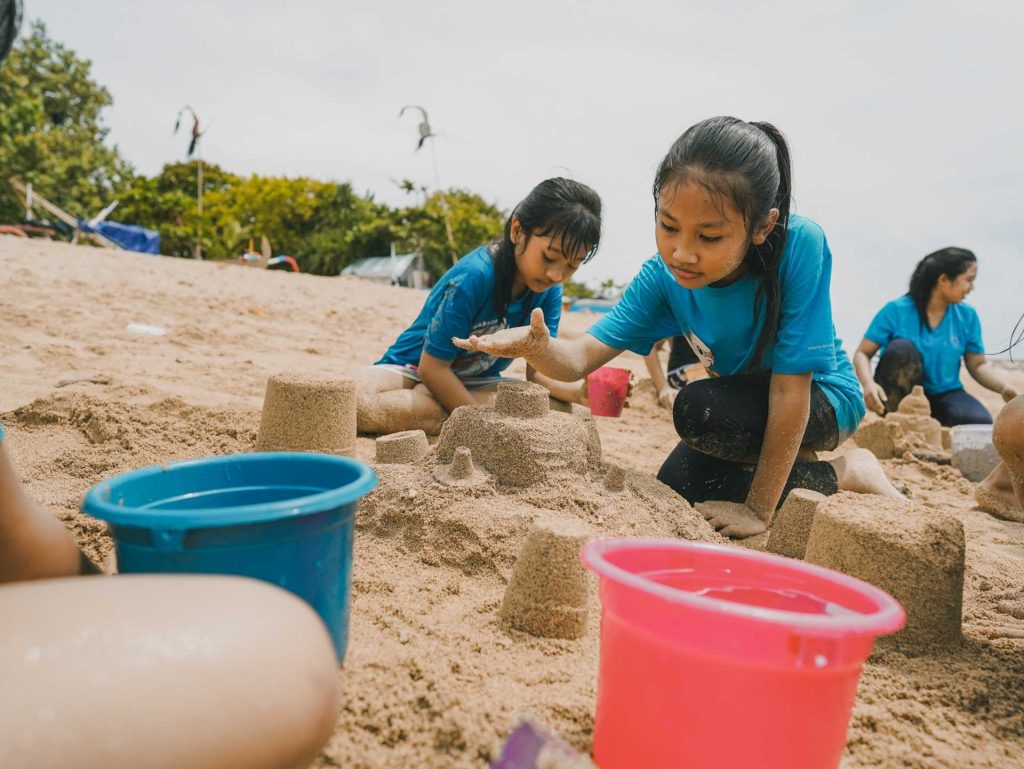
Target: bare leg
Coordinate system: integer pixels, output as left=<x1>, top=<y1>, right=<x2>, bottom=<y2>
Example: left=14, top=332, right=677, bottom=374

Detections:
left=976, top=394, right=1024, bottom=522
left=353, top=366, right=422, bottom=435
left=0, top=443, right=83, bottom=584
left=828, top=448, right=904, bottom=498
left=0, top=575, right=338, bottom=769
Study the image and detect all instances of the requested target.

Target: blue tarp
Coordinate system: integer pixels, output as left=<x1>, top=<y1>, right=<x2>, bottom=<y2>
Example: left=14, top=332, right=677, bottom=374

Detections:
left=78, top=219, right=160, bottom=254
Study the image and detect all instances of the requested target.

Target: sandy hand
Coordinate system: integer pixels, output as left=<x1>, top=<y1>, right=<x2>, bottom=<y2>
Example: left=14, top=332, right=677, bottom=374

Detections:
left=695, top=501, right=768, bottom=539
left=1003, top=385, right=1020, bottom=403
left=864, top=382, right=887, bottom=416
left=658, top=386, right=678, bottom=411
left=453, top=307, right=550, bottom=360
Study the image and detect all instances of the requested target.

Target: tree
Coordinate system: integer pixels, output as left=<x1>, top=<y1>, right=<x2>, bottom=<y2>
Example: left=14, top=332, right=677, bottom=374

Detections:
left=393, top=188, right=505, bottom=277
left=0, top=21, right=132, bottom=223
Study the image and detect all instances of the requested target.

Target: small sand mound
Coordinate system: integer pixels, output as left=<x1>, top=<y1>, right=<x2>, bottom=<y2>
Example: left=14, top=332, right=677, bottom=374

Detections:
left=3, top=387, right=259, bottom=564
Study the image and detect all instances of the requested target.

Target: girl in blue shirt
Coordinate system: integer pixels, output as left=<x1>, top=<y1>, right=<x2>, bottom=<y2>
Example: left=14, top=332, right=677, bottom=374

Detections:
left=456, top=117, right=902, bottom=538
left=854, top=248, right=1018, bottom=426
left=356, top=177, right=601, bottom=435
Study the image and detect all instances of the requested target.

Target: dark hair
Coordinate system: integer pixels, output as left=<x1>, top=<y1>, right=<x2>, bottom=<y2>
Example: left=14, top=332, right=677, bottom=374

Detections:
left=907, top=247, right=977, bottom=330
left=0, top=0, right=21, bottom=63
left=491, top=177, right=602, bottom=320
left=653, top=116, right=791, bottom=369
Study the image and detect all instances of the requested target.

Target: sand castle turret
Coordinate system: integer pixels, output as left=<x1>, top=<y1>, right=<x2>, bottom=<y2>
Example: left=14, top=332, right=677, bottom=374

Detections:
left=255, top=373, right=356, bottom=455
left=499, top=516, right=593, bottom=639
left=886, top=386, right=943, bottom=448
left=432, top=446, right=491, bottom=486
left=435, top=381, right=592, bottom=487
left=803, top=492, right=964, bottom=650
left=375, top=430, right=430, bottom=464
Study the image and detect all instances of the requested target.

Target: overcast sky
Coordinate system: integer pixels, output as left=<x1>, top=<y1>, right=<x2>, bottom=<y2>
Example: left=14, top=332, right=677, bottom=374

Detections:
left=26, top=0, right=1024, bottom=356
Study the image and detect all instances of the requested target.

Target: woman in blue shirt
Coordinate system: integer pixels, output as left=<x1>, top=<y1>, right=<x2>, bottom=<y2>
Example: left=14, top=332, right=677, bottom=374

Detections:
left=456, top=117, right=902, bottom=538
left=854, top=248, right=1018, bottom=426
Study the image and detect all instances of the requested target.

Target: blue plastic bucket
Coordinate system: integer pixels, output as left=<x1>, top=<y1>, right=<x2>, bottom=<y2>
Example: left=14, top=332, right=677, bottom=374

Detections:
left=81, top=452, right=377, bottom=662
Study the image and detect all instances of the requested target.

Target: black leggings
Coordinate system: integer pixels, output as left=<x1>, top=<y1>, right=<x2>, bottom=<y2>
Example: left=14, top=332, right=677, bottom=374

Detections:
left=656, top=374, right=840, bottom=507
left=874, top=338, right=991, bottom=427
left=666, top=336, right=700, bottom=389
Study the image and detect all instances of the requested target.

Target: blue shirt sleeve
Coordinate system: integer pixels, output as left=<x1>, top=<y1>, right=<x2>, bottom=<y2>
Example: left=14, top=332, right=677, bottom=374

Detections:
left=422, top=270, right=489, bottom=361
left=587, top=257, right=681, bottom=356
left=541, top=285, right=562, bottom=339
left=771, top=221, right=840, bottom=375
left=0, top=418, right=4, bottom=442
left=965, top=305, right=984, bottom=354
left=864, top=302, right=897, bottom=347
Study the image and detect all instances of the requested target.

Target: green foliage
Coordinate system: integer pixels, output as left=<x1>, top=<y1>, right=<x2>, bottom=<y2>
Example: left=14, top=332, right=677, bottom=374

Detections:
left=562, top=279, right=596, bottom=299
left=0, top=21, right=133, bottom=223
left=0, top=24, right=507, bottom=281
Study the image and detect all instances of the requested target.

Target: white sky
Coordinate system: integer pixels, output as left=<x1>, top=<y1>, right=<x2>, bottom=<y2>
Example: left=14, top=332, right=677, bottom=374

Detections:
left=26, top=0, right=1024, bottom=356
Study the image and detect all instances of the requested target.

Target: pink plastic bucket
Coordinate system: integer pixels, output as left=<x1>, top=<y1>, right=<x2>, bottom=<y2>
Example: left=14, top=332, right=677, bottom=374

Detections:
left=580, top=538, right=905, bottom=769
left=587, top=367, right=630, bottom=417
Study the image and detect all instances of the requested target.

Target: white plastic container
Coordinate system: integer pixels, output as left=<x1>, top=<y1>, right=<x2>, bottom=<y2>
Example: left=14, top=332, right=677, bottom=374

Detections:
left=950, top=424, right=998, bottom=482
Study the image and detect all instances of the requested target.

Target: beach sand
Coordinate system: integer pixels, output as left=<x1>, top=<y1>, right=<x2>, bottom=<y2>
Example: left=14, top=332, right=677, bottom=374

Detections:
left=2, top=235, right=1023, bottom=768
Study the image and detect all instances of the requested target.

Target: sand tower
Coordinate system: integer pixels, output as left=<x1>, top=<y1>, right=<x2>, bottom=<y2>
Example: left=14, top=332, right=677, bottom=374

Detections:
left=766, top=488, right=826, bottom=559
left=374, top=430, right=430, bottom=464
left=499, top=516, right=593, bottom=639
left=435, top=381, right=592, bottom=487
left=804, top=492, right=964, bottom=650
left=255, top=373, right=356, bottom=455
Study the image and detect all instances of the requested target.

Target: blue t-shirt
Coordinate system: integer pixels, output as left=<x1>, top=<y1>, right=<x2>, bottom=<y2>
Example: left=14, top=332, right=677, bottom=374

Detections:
left=589, top=214, right=865, bottom=435
left=865, top=295, right=983, bottom=395
left=378, top=245, right=562, bottom=378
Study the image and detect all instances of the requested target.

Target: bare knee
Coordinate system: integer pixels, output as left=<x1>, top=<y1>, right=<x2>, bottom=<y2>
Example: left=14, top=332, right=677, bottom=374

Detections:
left=994, top=395, right=1024, bottom=462
left=0, top=575, right=339, bottom=769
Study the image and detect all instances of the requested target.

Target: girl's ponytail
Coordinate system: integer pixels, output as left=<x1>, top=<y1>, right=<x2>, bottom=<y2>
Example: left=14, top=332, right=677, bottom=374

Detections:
left=747, top=121, right=791, bottom=370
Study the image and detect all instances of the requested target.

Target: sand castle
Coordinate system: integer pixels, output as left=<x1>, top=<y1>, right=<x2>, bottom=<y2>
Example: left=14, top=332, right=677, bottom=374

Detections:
left=854, top=386, right=944, bottom=460
left=360, top=380, right=718, bottom=645
left=803, top=492, right=964, bottom=650
left=255, top=373, right=357, bottom=455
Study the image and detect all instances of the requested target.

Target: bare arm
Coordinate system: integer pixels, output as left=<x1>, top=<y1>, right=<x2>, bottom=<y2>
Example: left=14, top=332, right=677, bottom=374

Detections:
left=745, top=373, right=813, bottom=522
left=453, top=307, right=622, bottom=381
left=417, top=351, right=478, bottom=413
left=965, top=353, right=1019, bottom=401
left=854, top=338, right=887, bottom=415
left=644, top=339, right=678, bottom=410
left=527, top=366, right=585, bottom=404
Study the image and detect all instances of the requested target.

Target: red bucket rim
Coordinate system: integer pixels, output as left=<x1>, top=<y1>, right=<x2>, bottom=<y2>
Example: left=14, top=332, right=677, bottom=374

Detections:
left=581, top=537, right=905, bottom=637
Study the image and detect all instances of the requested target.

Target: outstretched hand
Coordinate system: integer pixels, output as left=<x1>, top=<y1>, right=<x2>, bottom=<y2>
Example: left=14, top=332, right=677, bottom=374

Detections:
left=453, top=307, right=551, bottom=360
left=694, top=501, right=768, bottom=539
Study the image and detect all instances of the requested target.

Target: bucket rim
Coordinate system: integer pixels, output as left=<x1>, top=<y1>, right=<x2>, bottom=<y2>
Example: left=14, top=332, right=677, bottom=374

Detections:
left=580, top=537, right=905, bottom=637
left=81, top=452, right=377, bottom=530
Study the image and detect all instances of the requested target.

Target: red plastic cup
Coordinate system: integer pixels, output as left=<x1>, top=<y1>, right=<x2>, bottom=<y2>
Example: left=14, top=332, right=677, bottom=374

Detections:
left=580, top=538, right=905, bottom=769
left=587, top=366, right=631, bottom=417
